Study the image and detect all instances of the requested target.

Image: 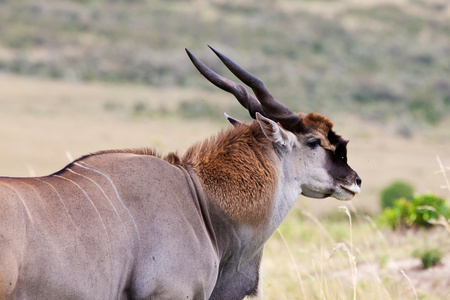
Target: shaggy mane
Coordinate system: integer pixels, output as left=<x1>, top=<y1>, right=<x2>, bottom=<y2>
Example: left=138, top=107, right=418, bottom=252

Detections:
left=51, top=147, right=165, bottom=176
left=72, top=148, right=162, bottom=164
left=182, top=121, right=278, bottom=225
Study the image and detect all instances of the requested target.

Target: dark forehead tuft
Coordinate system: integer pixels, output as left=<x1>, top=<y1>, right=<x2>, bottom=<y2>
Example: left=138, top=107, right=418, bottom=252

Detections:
left=299, top=112, right=333, bottom=136
left=328, top=129, right=348, bottom=148
left=299, top=112, right=348, bottom=148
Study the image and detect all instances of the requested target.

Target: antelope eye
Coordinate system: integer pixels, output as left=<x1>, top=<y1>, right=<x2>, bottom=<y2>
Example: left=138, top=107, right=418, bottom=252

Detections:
left=307, top=138, right=321, bottom=148
left=336, top=144, right=348, bottom=162
left=339, top=154, right=347, bottom=162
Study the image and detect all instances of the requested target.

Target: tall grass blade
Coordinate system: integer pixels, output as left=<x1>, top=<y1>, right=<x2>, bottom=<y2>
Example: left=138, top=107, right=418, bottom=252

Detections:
left=276, top=228, right=307, bottom=300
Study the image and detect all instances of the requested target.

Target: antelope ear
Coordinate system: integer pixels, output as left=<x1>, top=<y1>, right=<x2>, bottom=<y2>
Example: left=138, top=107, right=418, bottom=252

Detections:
left=256, top=113, right=290, bottom=147
left=224, top=112, right=241, bottom=127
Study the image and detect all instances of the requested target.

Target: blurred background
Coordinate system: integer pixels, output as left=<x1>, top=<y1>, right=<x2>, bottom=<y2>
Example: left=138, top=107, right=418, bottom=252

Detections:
left=0, top=0, right=449, bottom=298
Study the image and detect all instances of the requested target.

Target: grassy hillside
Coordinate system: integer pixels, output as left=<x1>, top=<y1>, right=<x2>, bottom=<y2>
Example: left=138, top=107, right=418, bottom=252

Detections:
left=1, top=0, right=450, bottom=132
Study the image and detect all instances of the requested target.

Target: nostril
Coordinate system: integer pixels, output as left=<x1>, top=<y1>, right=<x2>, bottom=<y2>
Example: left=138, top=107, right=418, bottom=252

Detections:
left=356, top=177, right=362, bottom=187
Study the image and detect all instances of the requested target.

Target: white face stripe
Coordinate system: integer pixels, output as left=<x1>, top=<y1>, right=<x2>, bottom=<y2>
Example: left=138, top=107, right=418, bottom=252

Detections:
left=0, top=181, right=34, bottom=223
left=74, top=162, right=142, bottom=252
left=66, top=168, right=129, bottom=239
left=34, top=178, right=79, bottom=231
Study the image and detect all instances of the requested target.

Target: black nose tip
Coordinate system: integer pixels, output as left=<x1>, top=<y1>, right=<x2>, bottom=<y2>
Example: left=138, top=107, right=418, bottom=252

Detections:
left=356, top=177, right=362, bottom=187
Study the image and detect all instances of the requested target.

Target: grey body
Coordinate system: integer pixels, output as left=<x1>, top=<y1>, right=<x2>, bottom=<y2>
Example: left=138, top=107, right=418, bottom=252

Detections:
left=0, top=154, right=228, bottom=299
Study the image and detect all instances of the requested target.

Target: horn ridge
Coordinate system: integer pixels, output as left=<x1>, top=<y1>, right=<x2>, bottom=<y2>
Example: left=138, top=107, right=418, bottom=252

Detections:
left=185, top=48, right=263, bottom=119
left=207, top=45, right=267, bottom=95
left=186, top=47, right=303, bottom=132
left=207, top=46, right=303, bottom=131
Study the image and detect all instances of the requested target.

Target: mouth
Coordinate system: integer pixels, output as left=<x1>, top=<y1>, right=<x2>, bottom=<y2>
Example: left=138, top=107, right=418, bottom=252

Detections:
left=301, top=187, right=331, bottom=199
left=341, top=187, right=356, bottom=197
left=340, top=184, right=361, bottom=197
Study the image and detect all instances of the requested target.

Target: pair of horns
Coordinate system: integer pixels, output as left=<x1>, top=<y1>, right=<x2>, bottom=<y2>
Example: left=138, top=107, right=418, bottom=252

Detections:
left=185, top=46, right=303, bottom=132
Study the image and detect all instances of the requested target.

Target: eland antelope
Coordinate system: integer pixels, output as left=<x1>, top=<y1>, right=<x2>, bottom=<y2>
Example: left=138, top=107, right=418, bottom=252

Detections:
left=0, top=47, right=361, bottom=300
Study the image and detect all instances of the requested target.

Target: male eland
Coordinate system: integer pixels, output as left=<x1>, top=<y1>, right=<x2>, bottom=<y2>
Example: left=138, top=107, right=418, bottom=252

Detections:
left=0, top=47, right=361, bottom=299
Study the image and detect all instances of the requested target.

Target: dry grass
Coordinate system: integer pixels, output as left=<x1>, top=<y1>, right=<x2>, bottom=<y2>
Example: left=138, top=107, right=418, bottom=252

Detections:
left=262, top=203, right=450, bottom=299
left=0, top=74, right=228, bottom=175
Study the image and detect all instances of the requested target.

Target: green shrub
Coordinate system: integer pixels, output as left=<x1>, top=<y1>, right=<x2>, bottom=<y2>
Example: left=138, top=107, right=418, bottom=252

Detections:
left=412, top=193, right=450, bottom=227
left=379, top=198, right=414, bottom=229
left=379, top=193, right=450, bottom=229
left=380, top=181, right=414, bottom=209
left=413, top=248, right=443, bottom=269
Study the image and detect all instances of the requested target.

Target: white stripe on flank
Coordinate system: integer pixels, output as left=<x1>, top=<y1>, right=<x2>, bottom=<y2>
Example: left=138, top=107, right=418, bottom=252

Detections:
left=0, top=182, right=33, bottom=223
left=54, top=173, right=113, bottom=292
left=54, top=174, right=111, bottom=243
left=74, top=162, right=142, bottom=251
left=19, top=180, right=46, bottom=207
left=66, top=168, right=129, bottom=239
left=18, top=180, right=59, bottom=229
left=34, top=178, right=79, bottom=231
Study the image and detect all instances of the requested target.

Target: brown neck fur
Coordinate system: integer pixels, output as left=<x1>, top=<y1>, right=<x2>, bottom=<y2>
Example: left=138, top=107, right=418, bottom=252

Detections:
left=182, top=122, right=278, bottom=226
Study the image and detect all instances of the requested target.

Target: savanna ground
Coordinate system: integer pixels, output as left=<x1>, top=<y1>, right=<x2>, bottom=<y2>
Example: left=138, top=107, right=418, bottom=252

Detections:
left=1, top=0, right=450, bottom=299
left=0, top=75, right=449, bottom=299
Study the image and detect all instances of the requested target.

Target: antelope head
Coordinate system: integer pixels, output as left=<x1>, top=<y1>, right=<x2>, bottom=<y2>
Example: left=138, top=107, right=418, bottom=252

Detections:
left=186, top=46, right=361, bottom=201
